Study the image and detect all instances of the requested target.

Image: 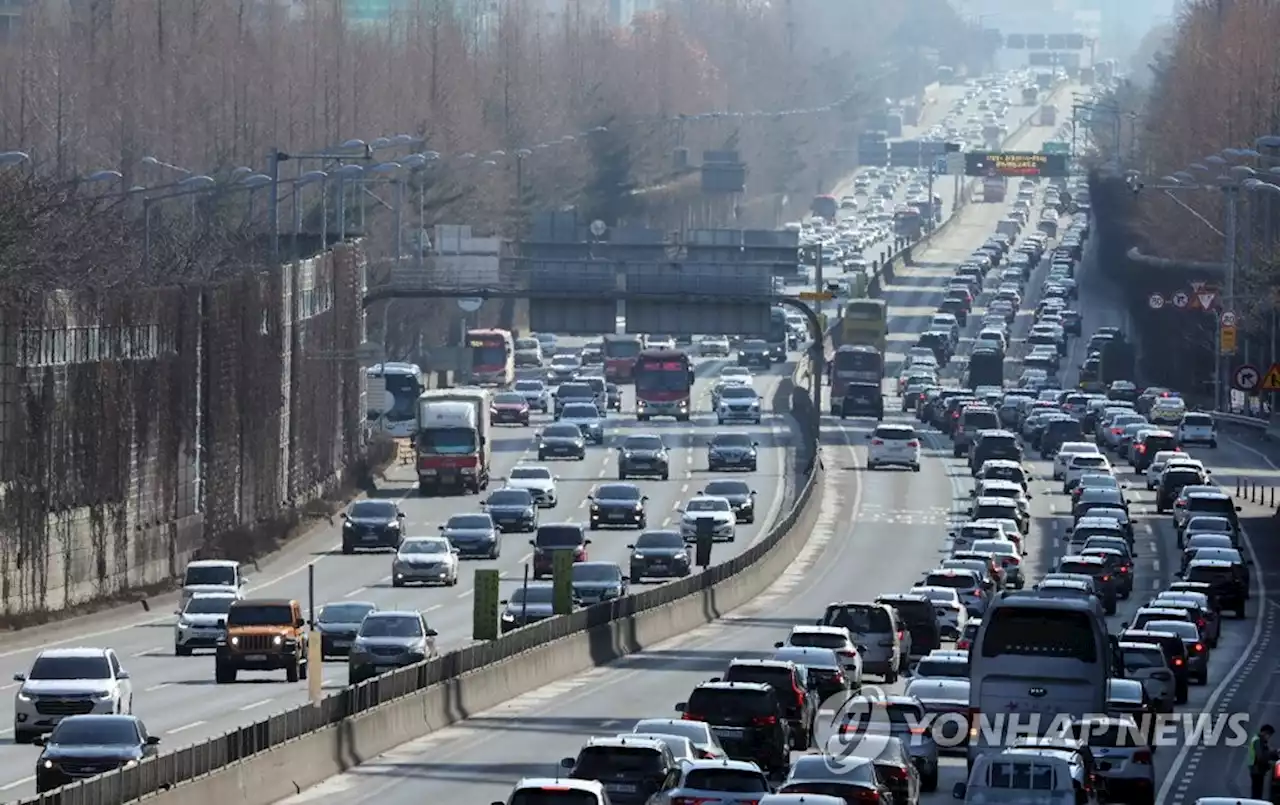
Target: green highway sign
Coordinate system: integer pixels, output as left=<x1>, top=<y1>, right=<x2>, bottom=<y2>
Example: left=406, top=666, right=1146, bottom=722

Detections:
left=1043, top=141, right=1070, bottom=155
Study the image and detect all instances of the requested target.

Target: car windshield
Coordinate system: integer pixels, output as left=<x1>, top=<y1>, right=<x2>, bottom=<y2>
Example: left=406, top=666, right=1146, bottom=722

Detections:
left=446, top=515, right=492, bottom=529
left=487, top=490, right=532, bottom=506
left=400, top=539, right=450, bottom=554
left=684, top=768, right=769, bottom=792
left=50, top=718, right=140, bottom=746
left=1145, top=621, right=1198, bottom=640
left=704, top=480, right=750, bottom=496
left=514, top=381, right=544, bottom=392
left=687, top=499, right=729, bottom=512
left=624, top=436, right=664, bottom=451
left=635, top=531, right=684, bottom=549
left=349, top=501, right=397, bottom=519
left=184, top=565, right=236, bottom=586
left=359, top=615, right=423, bottom=638
left=721, top=386, right=756, bottom=399
left=494, top=393, right=525, bottom=405
left=227, top=604, right=293, bottom=627
left=184, top=596, right=235, bottom=615
left=789, top=631, right=847, bottom=649
left=511, top=585, right=555, bottom=605
left=29, top=655, right=111, bottom=680
left=596, top=484, right=640, bottom=500
left=544, top=424, right=583, bottom=438
left=561, top=404, right=599, bottom=418
left=711, top=434, right=753, bottom=448
left=572, top=564, right=620, bottom=582
left=510, top=467, right=552, bottom=480
left=318, top=603, right=375, bottom=623
left=1122, top=648, right=1164, bottom=671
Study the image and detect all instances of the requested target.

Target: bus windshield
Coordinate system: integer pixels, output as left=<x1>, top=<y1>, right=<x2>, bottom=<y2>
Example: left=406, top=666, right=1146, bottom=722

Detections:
left=834, top=348, right=882, bottom=375
left=470, top=341, right=506, bottom=368
left=635, top=359, right=691, bottom=392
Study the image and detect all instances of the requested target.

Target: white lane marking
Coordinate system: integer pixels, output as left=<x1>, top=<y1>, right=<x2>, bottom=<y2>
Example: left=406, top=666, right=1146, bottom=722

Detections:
left=456, top=589, right=473, bottom=599
left=1156, top=454, right=1272, bottom=803
left=1152, top=559, right=1160, bottom=572
left=145, top=682, right=171, bottom=692
left=238, top=698, right=274, bottom=712
left=131, top=648, right=164, bottom=658
left=423, top=604, right=442, bottom=613
left=0, top=682, right=17, bottom=692
left=0, top=775, right=34, bottom=791
left=167, top=720, right=207, bottom=734
left=343, top=587, right=367, bottom=598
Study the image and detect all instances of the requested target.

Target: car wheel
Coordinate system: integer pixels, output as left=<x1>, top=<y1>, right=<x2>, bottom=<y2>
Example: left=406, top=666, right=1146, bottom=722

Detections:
left=867, top=461, right=877, bottom=470
left=489, top=545, right=500, bottom=560
left=618, top=472, right=628, bottom=480
left=392, top=577, right=404, bottom=587
left=341, top=542, right=353, bottom=555
left=537, top=452, right=546, bottom=461
left=175, top=645, right=192, bottom=657
left=589, top=520, right=599, bottom=530
left=1210, top=440, right=1218, bottom=448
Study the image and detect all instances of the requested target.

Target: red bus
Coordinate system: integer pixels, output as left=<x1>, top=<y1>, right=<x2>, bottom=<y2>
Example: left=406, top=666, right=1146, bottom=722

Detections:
left=602, top=334, right=644, bottom=382
left=634, top=349, right=695, bottom=422
left=465, top=328, right=514, bottom=386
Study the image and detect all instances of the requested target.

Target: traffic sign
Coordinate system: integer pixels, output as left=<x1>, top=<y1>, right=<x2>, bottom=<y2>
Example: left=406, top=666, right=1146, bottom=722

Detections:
left=1235, top=364, right=1261, bottom=392
left=1172, top=291, right=1189, bottom=308
left=1147, top=293, right=1164, bottom=310
left=799, top=290, right=834, bottom=301
left=1220, top=324, right=1237, bottom=355
left=1264, top=364, right=1280, bottom=391
left=1221, top=311, right=1237, bottom=327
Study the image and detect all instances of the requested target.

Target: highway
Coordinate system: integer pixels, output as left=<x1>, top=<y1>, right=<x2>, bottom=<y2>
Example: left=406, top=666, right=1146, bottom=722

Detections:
left=0, top=350, right=803, bottom=797
left=267, top=85, right=1274, bottom=805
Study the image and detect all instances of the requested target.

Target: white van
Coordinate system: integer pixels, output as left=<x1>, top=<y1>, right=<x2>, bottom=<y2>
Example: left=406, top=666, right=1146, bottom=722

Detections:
left=955, top=748, right=1100, bottom=804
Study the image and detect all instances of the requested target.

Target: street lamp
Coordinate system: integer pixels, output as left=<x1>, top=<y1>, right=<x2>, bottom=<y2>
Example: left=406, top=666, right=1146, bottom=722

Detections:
left=0, top=151, right=29, bottom=166
left=332, top=164, right=365, bottom=240
left=140, top=155, right=193, bottom=177
left=291, top=170, right=329, bottom=257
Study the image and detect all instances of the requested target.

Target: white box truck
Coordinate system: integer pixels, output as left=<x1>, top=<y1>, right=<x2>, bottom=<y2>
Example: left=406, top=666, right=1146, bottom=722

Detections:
left=414, top=388, right=492, bottom=494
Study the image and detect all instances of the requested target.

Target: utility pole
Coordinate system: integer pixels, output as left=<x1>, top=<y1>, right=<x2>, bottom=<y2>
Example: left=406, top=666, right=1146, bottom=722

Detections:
left=1220, top=186, right=1239, bottom=411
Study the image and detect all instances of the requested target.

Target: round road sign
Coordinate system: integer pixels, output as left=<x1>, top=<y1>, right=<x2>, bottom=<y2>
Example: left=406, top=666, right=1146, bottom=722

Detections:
left=1148, top=293, right=1165, bottom=310
left=457, top=298, right=483, bottom=313
left=1221, top=311, right=1238, bottom=327
left=1172, top=291, right=1189, bottom=308
left=1235, top=364, right=1261, bottom=392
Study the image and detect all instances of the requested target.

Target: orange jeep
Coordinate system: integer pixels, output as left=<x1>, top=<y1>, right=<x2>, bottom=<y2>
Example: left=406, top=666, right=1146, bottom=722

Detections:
left=214, top=598, right=309, bottom=683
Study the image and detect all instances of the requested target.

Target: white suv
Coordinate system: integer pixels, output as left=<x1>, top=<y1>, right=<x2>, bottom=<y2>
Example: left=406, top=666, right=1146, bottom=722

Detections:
left=1052, top=441, right=1100, bottom=481
left=1063, top=452, right=1112, bottom=493
left=1177, top=412, right=1218, bottom=448
left=867, top=423, right=922, bottom=471
left=12, top=648, right=134, bottom=743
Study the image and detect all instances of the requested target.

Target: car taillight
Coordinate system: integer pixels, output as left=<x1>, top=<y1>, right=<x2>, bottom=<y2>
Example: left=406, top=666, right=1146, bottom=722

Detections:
left=682, top=712, right=705, bottom=721
left=957, top=639, right=971, bottom=649
left=1111, top=427, right=1122, bottom=434
left=1194, top=643, right=1204, bottom=653
left=857, top=790, right=881, bottom=804
left=674, top=798, right=717, bottom=805
left=793, top=684, right=806, bottom=710
left=1137, top=445, right=1146, bottom=453
left=897, top=630, right=905, bottom=640
left=840, top=649, right=858, bottom=657
left=1006, top=555, right=1021, bottom=565
left=885, top=766, right=909, bottom=780
left=751, top=715, right=778, bottom=726
left=968, top=707, right=981, bottom=739
left=973, top=589, right=983, bottom=596
left=1173, top=657, right=1184, bottom=666
left=832, top=670, right=845, bottom=684
left=906, top=440, right=919, bottom=447
left=1120, top=565, right=1130, bottom=573
left=1133, top=749, right=1153, bottom=764
left=1101, top=575, right=1110, bottom=582
left=1197, top=618, right=1206, bottom=627
left=953, top=411, right=960, bottom=419
left=871, top=439, right=884, bottom=445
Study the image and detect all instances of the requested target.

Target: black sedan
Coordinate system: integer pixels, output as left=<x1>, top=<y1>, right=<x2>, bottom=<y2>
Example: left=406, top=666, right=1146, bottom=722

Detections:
left=606, top=383, right=623, bottom=411
left=736, top=339, right=772, bottom=369
left=315, top=600, right=377, bottom=658
left=589, top=483, right=649, bottom=529
left=628, top=530, right=692, bottom=581
left=341, top=499, right=405, bottom=553
left=537, top=423, right=587, bottom=461
left=618, top=434, right=670, bottom=480
left=481, top=487, right=539, bottom=532
left=701, top=479, right=757, bottom=524
left=35, top=715, right=161, bottom=793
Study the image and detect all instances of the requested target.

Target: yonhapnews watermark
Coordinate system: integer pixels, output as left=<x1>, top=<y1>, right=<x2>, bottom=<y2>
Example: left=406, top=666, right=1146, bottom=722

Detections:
left=813, top=686, right=1252, bottom=773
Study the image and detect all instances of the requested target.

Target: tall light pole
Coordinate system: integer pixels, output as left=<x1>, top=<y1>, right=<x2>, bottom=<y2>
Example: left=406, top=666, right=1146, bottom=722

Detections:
left=269, top=141, right=374, bottom=262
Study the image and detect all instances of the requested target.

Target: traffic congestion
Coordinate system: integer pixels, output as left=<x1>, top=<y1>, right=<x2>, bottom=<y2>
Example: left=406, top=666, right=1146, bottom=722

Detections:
left=1, top=70, right=1266, bottom=805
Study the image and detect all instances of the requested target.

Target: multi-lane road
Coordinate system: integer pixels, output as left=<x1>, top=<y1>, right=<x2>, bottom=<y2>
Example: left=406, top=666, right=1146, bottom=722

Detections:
left=266, top=87, right=1280, bottom=805
left=0, top=351, right=805, bottom=797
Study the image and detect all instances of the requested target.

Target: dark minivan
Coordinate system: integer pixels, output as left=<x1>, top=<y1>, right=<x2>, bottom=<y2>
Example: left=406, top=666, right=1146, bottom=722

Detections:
left=875, top=592, right=942, bottom=660
left=529, top=524, right=589, bottom=579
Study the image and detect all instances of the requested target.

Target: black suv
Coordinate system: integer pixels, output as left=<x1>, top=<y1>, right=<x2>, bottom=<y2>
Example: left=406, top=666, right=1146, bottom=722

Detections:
left=562, top=736, right=679, bottom=805
left=1156, top=465, right=1209, bottom=513
left=529, top=523, right=590, bottom=579
left=718, top=659, right=818, bottom=750
left=875, top=593, right=942, bottom=660
left=1132, top=430, right=1177, bottom=472
left=841, top=381, right=884, bottom=420
left=969, top=430, right=1022, bottom=474
left=617, top=434, right=670, bottom=481
left=677, top=682, right=790, bottom=775
left=1185, top=558, right=1248, bottom=619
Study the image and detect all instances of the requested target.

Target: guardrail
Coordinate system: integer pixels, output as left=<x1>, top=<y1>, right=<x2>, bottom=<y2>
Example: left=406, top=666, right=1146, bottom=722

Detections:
left=20, top=359, right=824, bottom=805
left=1211, top=410, right=1280, bottom=440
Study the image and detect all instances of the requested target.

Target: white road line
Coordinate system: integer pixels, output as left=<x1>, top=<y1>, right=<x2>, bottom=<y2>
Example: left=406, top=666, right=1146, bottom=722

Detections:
left=238, top=698, right=274, bottom=712
left=518, top=553, right=531, bottom=564
left=343, top=587, right=367, bottom=598
left=130, top=648, right=162, bottom=658
left=145, top=682, right=171, bottom=692
left=0, top=682, right=17, bottom=692
left=0, top=775, right=34, bottom=791
left=423, top=604, right=442, bottom=613
left=1152, top=558, right=1160, bottom=572
left=167, top=720, right=207, bottom=734
left=456, top=589, right=473, bottom=599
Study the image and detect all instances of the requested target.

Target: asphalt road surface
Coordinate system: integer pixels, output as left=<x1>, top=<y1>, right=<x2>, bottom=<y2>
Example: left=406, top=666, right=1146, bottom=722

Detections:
left=0, top=348, right=803, bottom=797
left=266, top=89, right=1275, bottom=805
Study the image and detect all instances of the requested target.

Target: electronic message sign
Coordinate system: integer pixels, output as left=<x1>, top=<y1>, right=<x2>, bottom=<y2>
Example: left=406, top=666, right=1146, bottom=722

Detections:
left=964, top=151, right=1069, bottom=178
